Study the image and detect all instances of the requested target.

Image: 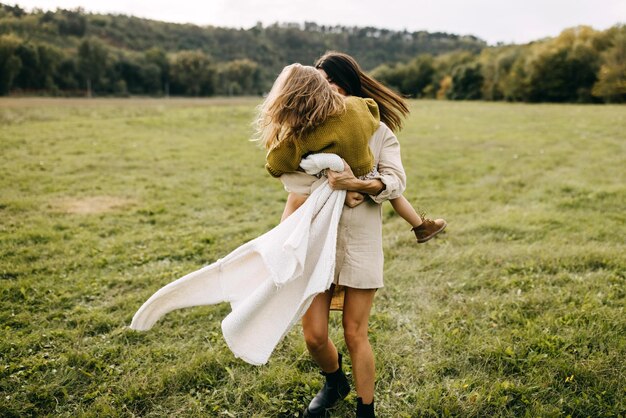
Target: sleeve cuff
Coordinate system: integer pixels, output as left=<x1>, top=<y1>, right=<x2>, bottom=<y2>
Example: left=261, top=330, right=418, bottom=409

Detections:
left=370, top=173, right=402, bottom=204
left=265, top=163, right=283, bottom=178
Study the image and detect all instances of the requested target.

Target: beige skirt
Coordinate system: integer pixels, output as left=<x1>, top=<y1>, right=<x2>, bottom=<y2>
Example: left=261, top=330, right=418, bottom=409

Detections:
left=332, top=194, right=384, bottom=290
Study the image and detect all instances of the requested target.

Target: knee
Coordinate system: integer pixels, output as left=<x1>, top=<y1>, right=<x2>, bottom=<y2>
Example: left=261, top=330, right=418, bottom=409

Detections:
left=304, top=328, right=329, bottom=352
left=343, top=325, right=369, bottom=353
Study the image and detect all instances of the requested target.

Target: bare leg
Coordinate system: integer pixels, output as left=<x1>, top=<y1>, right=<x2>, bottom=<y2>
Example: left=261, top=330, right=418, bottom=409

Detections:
left=343, top=287, right=377, bottom=404
left=281, top=192, right=308, bottom=222
left=302, top=285, right=339, bottom=373
left=391, top=196, right=447, bottom=243
left=390, top=195, right=422, bottom=228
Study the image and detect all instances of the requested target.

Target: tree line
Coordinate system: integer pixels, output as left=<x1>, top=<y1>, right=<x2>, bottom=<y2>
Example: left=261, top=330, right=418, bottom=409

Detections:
left=0, top=4, right=484, bottom=97
left=372, top=25, right=626, bottom=103
left=0, top=4, right=624, bottom=102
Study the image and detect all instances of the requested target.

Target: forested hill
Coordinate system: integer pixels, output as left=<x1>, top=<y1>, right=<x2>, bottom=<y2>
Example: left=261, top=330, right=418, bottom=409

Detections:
left=38, top=13, right=485, bottom=69
left=0, top=3, right=485, bottom=96
left=1, top=4, right=624, bottom=103
left=1, top=4, right=486, bottom=67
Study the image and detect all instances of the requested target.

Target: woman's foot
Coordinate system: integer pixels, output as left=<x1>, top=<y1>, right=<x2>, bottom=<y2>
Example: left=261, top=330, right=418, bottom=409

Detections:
left=356, top=397, right=375, bottom=417
left=412, top=216, right=447, bottom=243
left=303, top=353, right=350, bottom=417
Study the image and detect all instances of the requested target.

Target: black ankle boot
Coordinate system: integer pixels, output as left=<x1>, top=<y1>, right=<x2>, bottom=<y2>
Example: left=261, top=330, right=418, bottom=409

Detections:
left=356, top=397, right=375, bottom=418
left=303, top=353, right=350, bottom=417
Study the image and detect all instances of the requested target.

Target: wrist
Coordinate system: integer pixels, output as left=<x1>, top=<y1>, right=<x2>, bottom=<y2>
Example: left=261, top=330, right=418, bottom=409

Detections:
left=353, top=178, right=385, bottom=195
left=374, top=181, right=386, bottom=195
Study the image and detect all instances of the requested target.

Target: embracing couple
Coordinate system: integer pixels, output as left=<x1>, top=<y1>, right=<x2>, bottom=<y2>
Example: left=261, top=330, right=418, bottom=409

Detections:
left=257, top=51, right=447, bottom=417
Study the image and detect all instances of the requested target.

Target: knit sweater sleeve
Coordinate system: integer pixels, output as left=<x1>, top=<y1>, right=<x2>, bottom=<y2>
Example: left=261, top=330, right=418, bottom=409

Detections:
left=265, top=139, right=303, bottom=178
left=363, top=98, right=380, bottom=129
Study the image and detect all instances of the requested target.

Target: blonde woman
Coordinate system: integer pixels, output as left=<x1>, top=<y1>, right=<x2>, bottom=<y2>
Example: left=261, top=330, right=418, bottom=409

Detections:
left=256, top=59, right=445, bottom=417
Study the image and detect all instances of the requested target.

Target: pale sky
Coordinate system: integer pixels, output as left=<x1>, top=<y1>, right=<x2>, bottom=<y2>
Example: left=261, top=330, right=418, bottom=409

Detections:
left=14, top=0, right=626, bottom=45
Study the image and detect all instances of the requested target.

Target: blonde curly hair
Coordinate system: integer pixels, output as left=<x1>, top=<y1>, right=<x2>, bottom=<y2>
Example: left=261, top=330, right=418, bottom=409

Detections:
left=254, top=63, right=346, bottom=150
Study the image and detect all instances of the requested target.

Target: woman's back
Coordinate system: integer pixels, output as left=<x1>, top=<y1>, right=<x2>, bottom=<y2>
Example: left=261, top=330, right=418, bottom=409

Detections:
left=265, top=96, right=380, bottom=178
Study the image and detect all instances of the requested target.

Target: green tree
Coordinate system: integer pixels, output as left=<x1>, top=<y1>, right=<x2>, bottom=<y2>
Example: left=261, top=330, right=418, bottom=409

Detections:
left=373, top=55, right=437, bottom=97
left=370, top=63, right=404, bottom=92
left=114, top=54, right=145, bottom=95
left=170, top=50, right=215, bottom=96
left=448, top=62, right=484, bottom=100
left=401, top=54, right=435, bottom=98
left=217, top=59, right=261, bottom=95
left=527, top=45, right=599, bottom=102
left=55, top=57, right=80, bottom=91
left=2, top=4, right=26, bottom=18
left=498, top=49, right=532, bottom=102
left=140, top=62, right=162, bottom=95
left=428, top=51, right=476, bottom=99
left=525, top=27, right=602, bottom=102
left=592, top=28, right=626, bottom=103
left=77, top=38, right=108, bottom=97
left=0, top=34, right=22, bottom=95
left=478, top=46, right=522, bottom=101
left=12, top=42, right=61, bottom=92
left=145, top=47, right=169, bottom=95
left=37, top=44, right=63, bottom=91
left=57, top=8, right=87, bottom=36
left=13, top=42, right=38, bottom=89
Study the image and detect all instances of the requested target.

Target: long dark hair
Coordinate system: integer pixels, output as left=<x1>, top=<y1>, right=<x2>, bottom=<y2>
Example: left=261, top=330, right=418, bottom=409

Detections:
left=315, top=51, right=409, bottom=132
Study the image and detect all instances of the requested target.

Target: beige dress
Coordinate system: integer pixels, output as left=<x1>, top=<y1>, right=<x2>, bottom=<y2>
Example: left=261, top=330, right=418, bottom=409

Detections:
left=280, top=122, right=407, bottom=291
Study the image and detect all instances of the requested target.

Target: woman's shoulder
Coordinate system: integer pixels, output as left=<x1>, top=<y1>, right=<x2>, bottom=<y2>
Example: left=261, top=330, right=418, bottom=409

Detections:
left=372, top=121, right=395, bottom=139
left=369, top=122, right=398, bottom=155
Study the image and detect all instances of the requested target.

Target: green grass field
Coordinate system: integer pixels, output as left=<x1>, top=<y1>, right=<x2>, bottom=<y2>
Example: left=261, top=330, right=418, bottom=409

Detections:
left=1, top=98, right=624, bottom=417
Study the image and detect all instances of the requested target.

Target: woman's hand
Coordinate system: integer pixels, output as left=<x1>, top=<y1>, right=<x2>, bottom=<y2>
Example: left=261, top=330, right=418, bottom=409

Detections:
left=344, top=191, right=365, bottom=208
left=327, top=159, right=386, bottom=196
left=327, top=160, right=358, bottom=191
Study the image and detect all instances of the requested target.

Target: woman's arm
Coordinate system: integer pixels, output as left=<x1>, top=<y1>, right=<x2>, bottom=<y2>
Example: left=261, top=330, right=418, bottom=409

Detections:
left=367, top=124, right=407, bottom=203
left=326, top=160, right=386, bottom=195
left=278, top=160, right=373, bottom=214
left=326, top=124, right=406, bottom=203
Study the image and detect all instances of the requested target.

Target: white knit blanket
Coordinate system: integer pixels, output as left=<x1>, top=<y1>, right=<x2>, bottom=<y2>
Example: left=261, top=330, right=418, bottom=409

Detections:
left=130, top=154, right=345, bottom=365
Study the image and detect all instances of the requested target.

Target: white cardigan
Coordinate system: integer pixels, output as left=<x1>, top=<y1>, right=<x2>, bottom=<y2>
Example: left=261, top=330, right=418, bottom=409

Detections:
left=130, top=154, right=345, bottom=365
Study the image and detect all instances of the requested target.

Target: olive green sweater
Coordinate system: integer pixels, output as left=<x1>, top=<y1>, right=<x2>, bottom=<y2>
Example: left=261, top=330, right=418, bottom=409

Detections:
left=265, top=96, right=380, bottom=178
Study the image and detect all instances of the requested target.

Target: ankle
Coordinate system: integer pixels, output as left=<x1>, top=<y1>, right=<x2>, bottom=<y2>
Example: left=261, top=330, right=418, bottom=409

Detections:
left=411, top=222, right=423, bottom=230
left=357, top=396, right=373, bottom=405
left=356, top=397, right=375, bottom=417
left=320, top=361, right=340, bottom=375
left=321, top=353, right=345, bottom=382
left=314, top=348, right=340, bottom=374
left=410, top=219, right=423, bottom=229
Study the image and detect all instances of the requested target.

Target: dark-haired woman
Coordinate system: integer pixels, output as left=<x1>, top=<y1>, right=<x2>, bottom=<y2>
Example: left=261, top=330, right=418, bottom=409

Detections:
left=316, top=51, right=446, bottom=244
left=280, top=51, right=445, bottom=417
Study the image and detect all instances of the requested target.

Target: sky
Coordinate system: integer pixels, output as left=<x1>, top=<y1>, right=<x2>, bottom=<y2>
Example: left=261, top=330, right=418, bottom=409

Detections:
left=12, top=0, right=626, bottom=45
